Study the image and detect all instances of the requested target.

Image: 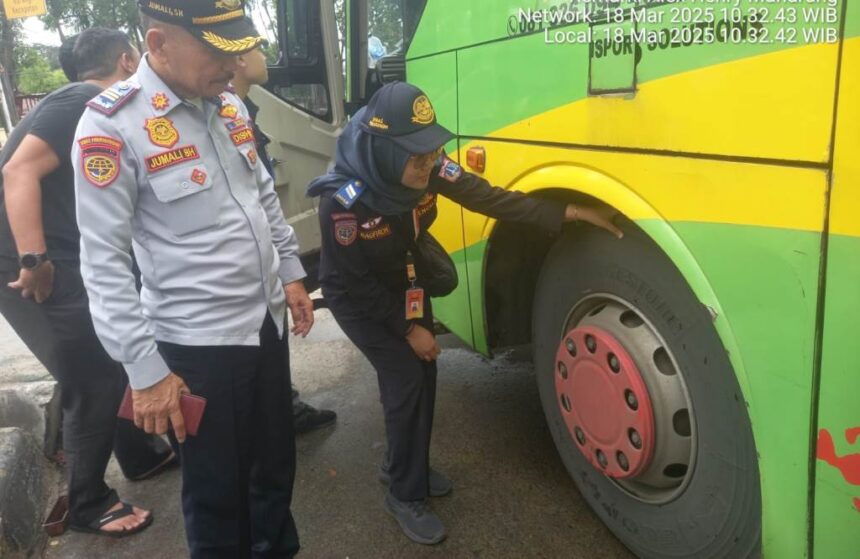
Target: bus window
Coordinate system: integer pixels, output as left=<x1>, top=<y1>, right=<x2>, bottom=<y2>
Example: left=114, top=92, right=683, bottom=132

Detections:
left=251, top=0, right=333, bottom=121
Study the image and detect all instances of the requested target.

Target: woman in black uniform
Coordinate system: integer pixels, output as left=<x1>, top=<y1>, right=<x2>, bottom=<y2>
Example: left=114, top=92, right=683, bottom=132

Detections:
left=307, top=82, right=622, bottom=545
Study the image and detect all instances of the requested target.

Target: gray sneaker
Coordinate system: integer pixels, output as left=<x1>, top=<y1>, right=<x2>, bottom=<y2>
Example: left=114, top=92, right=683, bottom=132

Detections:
left=383, top=491, right=447, bottom=545
left=379, top=465, right=453, bottom=497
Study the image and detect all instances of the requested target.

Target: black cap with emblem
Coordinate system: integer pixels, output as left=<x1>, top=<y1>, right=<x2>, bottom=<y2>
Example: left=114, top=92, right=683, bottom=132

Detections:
left=358, top=82, right=454, bottom=154
left=138, top=0, right=263, bottom=55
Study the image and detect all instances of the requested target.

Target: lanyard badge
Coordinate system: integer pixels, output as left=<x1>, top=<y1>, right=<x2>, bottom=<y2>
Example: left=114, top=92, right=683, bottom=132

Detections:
left=405, top=251, right=424, bottom=320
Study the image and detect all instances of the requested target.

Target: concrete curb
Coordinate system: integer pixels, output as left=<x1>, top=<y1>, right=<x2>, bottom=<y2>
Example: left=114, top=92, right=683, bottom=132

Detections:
left=0, top=427, right=51, bottom=557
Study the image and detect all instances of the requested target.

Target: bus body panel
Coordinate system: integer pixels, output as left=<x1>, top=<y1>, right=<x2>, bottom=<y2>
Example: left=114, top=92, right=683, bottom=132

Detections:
left=814, top=10, right=860, bottom=556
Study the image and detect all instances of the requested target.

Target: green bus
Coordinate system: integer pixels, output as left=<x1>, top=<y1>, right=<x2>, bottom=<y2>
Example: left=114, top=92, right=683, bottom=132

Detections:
left=247, top=0, right=859, bottom=556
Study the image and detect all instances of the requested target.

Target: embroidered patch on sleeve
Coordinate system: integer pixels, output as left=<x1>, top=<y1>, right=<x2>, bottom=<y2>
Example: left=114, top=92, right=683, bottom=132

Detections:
left=78, top=136, right=123, bottom=188
left=145, top=145, right=201, bottom=173
left=438, top=157, right=463, bottom=183
left=334, top=219, right=358, bottom=246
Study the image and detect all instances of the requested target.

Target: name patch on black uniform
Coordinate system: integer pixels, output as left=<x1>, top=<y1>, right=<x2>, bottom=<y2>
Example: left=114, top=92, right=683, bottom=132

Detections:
left=359, top=223, right=393, bottom=241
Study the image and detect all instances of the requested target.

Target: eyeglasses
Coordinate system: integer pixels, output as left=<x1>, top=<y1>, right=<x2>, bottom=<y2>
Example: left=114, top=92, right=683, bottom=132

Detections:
left=410, top=147, right=444, bottom=170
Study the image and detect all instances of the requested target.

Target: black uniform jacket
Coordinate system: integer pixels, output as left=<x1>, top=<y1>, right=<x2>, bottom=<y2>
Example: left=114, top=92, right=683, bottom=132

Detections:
left=317, top=159, right=566, bottom=338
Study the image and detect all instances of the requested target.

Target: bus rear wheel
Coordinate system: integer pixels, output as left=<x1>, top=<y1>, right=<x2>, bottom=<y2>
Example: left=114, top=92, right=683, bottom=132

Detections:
left=532, top=225, right=761, bottom=558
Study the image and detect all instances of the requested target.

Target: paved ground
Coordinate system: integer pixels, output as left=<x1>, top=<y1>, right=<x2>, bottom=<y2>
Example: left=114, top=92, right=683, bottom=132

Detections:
left=32, top=308, right=633, bottom=559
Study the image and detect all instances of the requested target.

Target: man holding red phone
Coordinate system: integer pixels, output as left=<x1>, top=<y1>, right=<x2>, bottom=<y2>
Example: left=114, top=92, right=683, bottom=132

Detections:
left=73, top=1, right=313, bottom=556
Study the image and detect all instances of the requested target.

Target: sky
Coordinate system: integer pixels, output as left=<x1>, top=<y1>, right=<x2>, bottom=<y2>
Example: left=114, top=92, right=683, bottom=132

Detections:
left=22, top=16, right=60, bottom=47
left=19, top=11, right=274, bottom=48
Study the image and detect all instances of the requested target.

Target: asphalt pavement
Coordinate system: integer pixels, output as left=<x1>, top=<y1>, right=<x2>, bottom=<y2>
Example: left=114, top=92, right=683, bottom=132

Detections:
left=39, top=308, right=633, bottom=559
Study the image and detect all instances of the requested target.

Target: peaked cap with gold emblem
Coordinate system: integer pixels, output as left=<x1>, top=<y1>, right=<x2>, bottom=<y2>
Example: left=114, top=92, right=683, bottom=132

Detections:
left=358, top=82, right=454, bottom=154
left=139, top=0, right=263, bottom=55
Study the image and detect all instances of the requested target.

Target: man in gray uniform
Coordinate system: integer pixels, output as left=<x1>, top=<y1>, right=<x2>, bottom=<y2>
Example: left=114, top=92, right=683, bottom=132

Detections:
left=73, top=1, right=313, bottom=556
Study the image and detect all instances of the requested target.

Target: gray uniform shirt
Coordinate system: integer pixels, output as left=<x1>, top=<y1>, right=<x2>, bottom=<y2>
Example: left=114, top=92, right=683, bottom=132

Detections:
left=73, top=56, right=305, bottom=390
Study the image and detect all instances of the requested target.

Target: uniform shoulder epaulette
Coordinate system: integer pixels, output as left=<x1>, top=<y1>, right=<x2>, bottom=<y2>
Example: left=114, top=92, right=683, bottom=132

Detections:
left=334, top=179, right=366, bottom=209
left=87, top=81, right=141, bottom=116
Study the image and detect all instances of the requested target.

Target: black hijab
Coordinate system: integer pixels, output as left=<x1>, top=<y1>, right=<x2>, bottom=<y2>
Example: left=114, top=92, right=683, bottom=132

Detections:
left=307, top=107, right=426, bottom=215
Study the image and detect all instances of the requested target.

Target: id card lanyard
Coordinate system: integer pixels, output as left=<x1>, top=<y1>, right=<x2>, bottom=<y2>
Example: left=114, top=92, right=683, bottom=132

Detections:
left=405, top=208, right=424, bottom=320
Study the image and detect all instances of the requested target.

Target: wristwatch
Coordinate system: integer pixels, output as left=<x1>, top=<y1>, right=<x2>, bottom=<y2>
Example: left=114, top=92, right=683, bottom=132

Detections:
left=19, top=252, right=48, bottom=270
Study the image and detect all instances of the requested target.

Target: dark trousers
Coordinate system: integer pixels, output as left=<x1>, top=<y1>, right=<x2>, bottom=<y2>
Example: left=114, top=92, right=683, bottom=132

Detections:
left=0, top=263, right=172, bottom=526
left=328, top=295, right=437, bottom=501
left=158, top=313, right=299, bottom=559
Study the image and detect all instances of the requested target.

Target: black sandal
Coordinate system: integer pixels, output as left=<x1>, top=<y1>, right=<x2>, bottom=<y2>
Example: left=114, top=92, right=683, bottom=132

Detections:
left=70, top=503, right=153, bottom=538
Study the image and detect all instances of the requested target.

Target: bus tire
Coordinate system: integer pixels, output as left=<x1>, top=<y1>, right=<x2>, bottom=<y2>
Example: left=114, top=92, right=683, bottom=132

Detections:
left=532, top=224, right=761, bottom=559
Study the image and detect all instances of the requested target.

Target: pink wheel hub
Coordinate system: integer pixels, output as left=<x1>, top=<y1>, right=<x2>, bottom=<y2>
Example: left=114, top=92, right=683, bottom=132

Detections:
left=554, top=325, right=656, bottom=479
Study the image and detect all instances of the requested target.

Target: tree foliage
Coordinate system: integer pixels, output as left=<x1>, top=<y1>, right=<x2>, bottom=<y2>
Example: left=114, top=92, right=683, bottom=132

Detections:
left=41, top=0, right=141, bottom=46
left=15, top=45, right=67, bottom=94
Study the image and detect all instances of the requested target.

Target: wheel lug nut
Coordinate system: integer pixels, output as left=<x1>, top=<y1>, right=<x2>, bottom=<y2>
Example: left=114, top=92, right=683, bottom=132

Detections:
left=561, top=394, right=571, bottom=412
left=607, top=353, right=620, bottom=373
left=565, top=338, right=576, bottom=356
left=629, top=429, right=642, bottom=449
left=596, top=449, right=608, bottom=468
left=558, top=362, right=568, bottom=380
left=625, top=390, right=639, bottom=411
left=617, top=451, right=629, bottom=472
left=575, top=427, right=586, bottom=445
left=585, top=335, right=597, bottom=353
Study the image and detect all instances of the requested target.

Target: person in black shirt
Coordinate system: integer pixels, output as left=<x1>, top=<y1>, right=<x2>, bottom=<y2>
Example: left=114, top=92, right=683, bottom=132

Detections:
left=233, top=42, right=338, bottom=435
left=0, top=29, right=173, bottom=537
left=307, top=82, right=622, bottom=545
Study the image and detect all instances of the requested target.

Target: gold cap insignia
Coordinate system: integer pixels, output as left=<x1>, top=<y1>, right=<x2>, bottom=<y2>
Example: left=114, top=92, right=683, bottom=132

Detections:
left=411, top=95, right=434, bottom=125
left=214, top=0, right=242, bottom=10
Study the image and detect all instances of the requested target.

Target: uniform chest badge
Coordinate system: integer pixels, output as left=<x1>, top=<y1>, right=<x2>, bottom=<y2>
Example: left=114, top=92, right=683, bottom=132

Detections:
left=246, top=149, right=258, bottom=166
left=190, top=168, right=207, bottom=185
left=151, top=92, right=170, bottom=111
left=361, top=217, right=383, bottom=230
left=78, top=136, right=123, bottom=188
left=220, top=104, right=239, bottom=119
left=144, top=117, right=180, bottom=148
left=334, top=218, right=358, bottom=246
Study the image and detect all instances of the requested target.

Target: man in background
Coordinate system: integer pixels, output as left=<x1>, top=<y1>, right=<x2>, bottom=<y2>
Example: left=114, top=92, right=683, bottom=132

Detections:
left=0, top=28, right=173, bottom=538
left=234, top=42, right=337, bottom=435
